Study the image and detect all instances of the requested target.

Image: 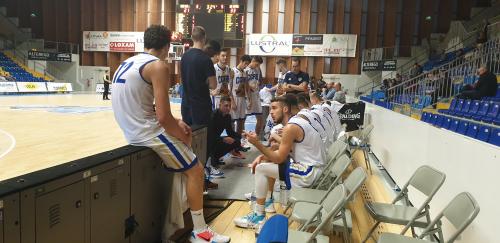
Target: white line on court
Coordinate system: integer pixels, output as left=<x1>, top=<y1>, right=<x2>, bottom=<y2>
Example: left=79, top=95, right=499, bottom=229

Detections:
left=0, top=128, right=16, bottom=159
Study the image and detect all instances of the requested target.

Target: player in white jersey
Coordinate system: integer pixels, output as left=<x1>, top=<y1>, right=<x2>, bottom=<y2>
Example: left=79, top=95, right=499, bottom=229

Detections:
left=111, top=25, right=229, bottom=243
left=234, top=94, right=325, bottom=229
left=296, top=93, right=332, bottom=150
left=245, top=56, right=264, bottom=136
left=270, top=58, right=289, bottom=96
left=229, top=55, right=252, bottom=134
left=211, top=50, right=230, bottom=110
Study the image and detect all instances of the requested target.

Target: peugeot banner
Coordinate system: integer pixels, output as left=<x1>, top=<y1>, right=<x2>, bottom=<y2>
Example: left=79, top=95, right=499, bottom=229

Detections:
left=337, top=102, right=366, bottom=132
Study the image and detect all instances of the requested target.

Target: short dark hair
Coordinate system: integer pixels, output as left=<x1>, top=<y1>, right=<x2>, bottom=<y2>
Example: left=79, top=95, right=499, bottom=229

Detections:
left=292, top=58, right=301, bottom=64
left=252, top=56, right=263, bottom=63
left=240, top=55, right=252, bottom=63
left=296, top=92, right=310, bottom=107
left=311, top=90, right=322, bottom=100
left=276, top=58, right=286, bottom=65
left=220, top=96, right=231, bottom=103
left=271, top=93, right=298, bottom=110
left=144, top=25, right=172, bottom=50
left=204, top=40, right=221, bottom=56
left=191, top=26, right=206, bottom=42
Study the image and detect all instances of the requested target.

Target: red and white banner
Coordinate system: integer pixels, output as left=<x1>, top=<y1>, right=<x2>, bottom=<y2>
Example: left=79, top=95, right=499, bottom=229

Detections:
left=83, top=31, right=144, bottom=52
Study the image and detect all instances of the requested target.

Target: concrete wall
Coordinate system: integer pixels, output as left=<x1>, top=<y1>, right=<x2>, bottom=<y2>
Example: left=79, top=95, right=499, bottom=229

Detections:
left=78, top=66, right=109, bottom=92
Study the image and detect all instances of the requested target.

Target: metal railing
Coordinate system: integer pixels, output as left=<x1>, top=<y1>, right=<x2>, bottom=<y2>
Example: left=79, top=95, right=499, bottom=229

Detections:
left=358, top=20, right=500, bottom=96
left=381, top=37, right=499, bottom=117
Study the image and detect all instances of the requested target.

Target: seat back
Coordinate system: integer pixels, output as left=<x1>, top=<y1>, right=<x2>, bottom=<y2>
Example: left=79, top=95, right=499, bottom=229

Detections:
left=477, top=101, right=490, bottom=117
left=360, top=124, right=374, bottom=142
left=407, top=165, right=446, bottom=199
left=457, top=120, right=469, bottom=134
left=448, top=99, right=457, bottom=111
left=441, top=117, right=452, bottom=129
left=419, top=192, right=480, bottom=243
left=477, top=126, right=492, bottom=142
left=486, top=103, right=499, bottom=118
left=421, top=112, right=429, bottom=122
left=343, top=167, right=367, bottom=201
left=489, top=128, right=500, bottom=146
left=460, top=100, right=472, bottom=114
left=465, top=123, right=479, bottom=138
left=317, top=154, right=351, bottom=191
left=448, top=119, right=460, bottom=131
left=467, top=101, right=481, bottom=115
left=305, top=185, right=347, bottom=242
left=454, top=99, right=464, bottom=112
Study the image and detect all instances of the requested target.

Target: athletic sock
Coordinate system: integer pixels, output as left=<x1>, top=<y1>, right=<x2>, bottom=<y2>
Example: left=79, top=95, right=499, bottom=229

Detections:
left=190, top=209, right=207, bottom=231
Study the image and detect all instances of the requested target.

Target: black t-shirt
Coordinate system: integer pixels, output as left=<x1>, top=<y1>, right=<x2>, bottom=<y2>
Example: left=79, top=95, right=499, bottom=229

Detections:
left=180, top=48, right=216, bottom=114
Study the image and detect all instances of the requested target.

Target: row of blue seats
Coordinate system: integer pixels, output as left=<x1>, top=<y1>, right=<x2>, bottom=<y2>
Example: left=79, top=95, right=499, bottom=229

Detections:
left=421, top=112, right=500, bottom=146
left=438, top=99, right=500, bottom=125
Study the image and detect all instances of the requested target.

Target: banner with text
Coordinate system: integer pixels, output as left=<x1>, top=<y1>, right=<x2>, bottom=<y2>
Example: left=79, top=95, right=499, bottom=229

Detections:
left=83, top=31, right=144, bottom=52
left=362, top=60, right=397, bottom=71
left=47, top=83, right=73, bottom=92
left=16, top=82, right=48, bottom=92
left=28, top=51, right=72, bottom=62
left=96, top=83, right=112, bottom=93
left=338, top=102, right=366, bottom=132
left=0, top=82, right=18, bottom=92
left=248, top=34, right=357, bottom=57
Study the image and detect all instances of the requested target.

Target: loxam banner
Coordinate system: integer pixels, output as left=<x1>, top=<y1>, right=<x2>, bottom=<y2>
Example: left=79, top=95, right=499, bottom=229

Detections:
left=337, top=101, right=365, bottom=132
left=83, top=31, right=144, bottom=52
left=248, top=34, right=357, bottom=57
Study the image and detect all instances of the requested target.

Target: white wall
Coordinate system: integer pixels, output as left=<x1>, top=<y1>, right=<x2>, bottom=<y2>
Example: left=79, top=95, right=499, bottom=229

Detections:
left=46, top=54, right=79, bottom=85
left=322, top=73, right=371, bottom=96
left=78, top=66, right=109, bottom=92
left=365, top=102, right=500, bottom=243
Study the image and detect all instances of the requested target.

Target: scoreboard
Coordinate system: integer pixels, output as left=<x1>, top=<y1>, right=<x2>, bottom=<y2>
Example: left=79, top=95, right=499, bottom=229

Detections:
left=176, top=4, right=245, bottom=48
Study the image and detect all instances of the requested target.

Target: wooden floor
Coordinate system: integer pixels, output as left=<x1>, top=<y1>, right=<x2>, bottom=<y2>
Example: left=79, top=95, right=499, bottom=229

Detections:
left=0, top=93, right=405, bottom=243
left=0, top=93, right=181, bottom=181
left=206, top=150, right=407, bottom=243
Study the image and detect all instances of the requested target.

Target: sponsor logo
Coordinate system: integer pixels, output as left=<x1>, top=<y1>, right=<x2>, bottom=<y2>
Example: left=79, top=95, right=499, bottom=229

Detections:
left=249, top=35, right=290, bottom=53
left=339, top=109, right=361, bottom=120
left=25, top=83, right=37, bottom=89
left=109, top=42, right=135, bottom=52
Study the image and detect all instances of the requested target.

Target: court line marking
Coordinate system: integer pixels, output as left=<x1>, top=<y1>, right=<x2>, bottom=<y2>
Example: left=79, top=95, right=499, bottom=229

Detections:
left=0, top=128, right=16, bottom=159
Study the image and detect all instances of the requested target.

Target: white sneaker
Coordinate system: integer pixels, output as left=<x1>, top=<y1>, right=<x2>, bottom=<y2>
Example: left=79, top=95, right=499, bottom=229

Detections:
left=244, top=192, right=256, bottom=201
left=190, top=226, right=230, bottom=243
left=234, top=212, right=266, bottom=229
left=264, top=198, right=276, bottom=213
left=209, top=167, right=225, bottom=178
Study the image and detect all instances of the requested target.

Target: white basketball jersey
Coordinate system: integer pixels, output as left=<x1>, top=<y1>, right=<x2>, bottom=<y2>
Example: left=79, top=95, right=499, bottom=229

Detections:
left=311, top=105, right=335, bottom=145
left=288, top=116, right=326, bottom=167
left=111, top=53, right=164, bottom=144
left=297, top=109, right=332, bottom=150
left=323, top=103, right=343, bottom=139
left=230, top=67, right=247, bottom=97
left=245, top=67, right=261, bottom=96
left=214, top=63, right=230, bottom=93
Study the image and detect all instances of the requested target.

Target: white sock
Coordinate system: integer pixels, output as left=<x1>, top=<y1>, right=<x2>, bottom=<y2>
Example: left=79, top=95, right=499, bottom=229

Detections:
left=190, top=209, right=207, bottom=231
left=266, top=191, right=272, bottom=201
left=255, top=203, right=265, bottom=216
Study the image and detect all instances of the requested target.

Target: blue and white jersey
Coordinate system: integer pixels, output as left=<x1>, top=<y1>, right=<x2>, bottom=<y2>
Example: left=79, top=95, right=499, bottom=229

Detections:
left=214, top=63, right=230, bottom=94
left=245, top=67, right=261, bottom=96
left=230, top=67, right=247, bottom=97
left=111, top=53, right=163, bottom=144
left=288, top=115, right=326, bottom=167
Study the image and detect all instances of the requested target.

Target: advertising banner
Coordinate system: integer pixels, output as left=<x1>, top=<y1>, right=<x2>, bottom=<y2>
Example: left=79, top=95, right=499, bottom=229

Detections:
left=0, top=82, right=18, bottom=92
left=362, top=60, right=397, bottom=71
left=337, top=102, right=366, bottom=132
left=46, top=83, right=73, bottom=92
left=96, top=83, right=112, bottom=93
left=28, top=51, right=72, bottom=62
left=248, top=34, right=357, bottom=57
left=16, top=82, right=48, bottom=92
left=248, top=34, right=293, bottom=56
left=83, top=31, right=144, bottom=52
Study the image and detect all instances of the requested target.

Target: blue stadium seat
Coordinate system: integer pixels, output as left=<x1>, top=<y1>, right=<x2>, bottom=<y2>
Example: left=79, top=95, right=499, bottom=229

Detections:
left=465, top=123, right=480, bottom=138
left=482, top=103, right=499, bottom=123
left=493, top=112, right=500, bottom=126
left=472, top=101, right=491, bottom=121
left=421, top=112, right=429, bottom=122
left=456, top=120, right=470, bottom=135
left=435, top=115, right=445, bottom=127
left=489, top=128, right=500, bottom=146
left=477, top=126, right=492, bottom=142
left=428, top=114, right=437, bottom=125
left=448, top=99, right=464, bottom=116
left=463, top=100, right=481, bottom=119
left=454, top=100, right=472, bottom=117
left=431, top=114, right=441, bottom=126
left=441, top=117, right=452, bottom=129
left=438, top=99, right=456, bottom=114
left=448, top=119, right=460, bottom=131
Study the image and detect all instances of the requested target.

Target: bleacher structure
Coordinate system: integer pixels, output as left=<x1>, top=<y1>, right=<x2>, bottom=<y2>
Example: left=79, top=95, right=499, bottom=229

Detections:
left=0, top=51, right=50, bottom=82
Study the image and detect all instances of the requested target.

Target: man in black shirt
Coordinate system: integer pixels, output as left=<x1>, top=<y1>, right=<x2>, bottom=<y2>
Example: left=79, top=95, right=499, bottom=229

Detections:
left=457, top=66, right=497, bottom=100
left=210, top=96, right=244, bottom=166
left=181, top=26, right=217, bottom=126
left=283, top=58, right=309, bottom=94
